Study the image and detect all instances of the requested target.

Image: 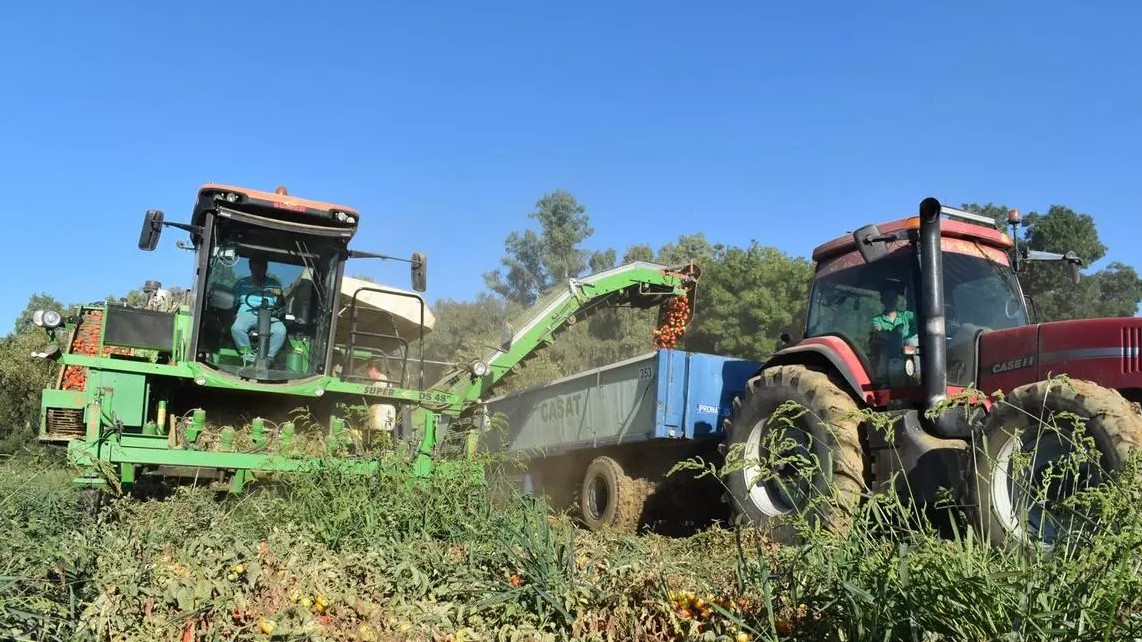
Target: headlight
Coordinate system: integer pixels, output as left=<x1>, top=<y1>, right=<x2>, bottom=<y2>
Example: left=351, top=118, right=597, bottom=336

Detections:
left=42, top=310, right=62, bottom=329
left=32, top=310, right=62, bottom=329
left=470, top=360, right=489, bottom=377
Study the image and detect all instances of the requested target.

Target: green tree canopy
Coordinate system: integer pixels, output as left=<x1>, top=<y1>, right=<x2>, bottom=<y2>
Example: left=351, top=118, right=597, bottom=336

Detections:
left=964, top=202, right=1142, bottom=321
left=15, top=293, right=69, bottom=333
left=483, top=191, right=594, bottom=307
left=678, top=241, right=814, bottom=360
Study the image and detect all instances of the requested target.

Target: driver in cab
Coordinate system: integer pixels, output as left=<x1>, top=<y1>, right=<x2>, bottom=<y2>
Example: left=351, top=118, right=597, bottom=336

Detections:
left=231, top=257, right=286, bottom=364
left=870, top=284, right=919, bottom=380
left=872, top=285, right=916, bottom=340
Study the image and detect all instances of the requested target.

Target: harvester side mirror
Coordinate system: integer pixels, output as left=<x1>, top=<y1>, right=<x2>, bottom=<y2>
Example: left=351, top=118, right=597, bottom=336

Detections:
left=853, top=224, right=889, bottom=264
left=138, top=209, right=164, bottom=251
left=411, top=251, right=427, bottom=292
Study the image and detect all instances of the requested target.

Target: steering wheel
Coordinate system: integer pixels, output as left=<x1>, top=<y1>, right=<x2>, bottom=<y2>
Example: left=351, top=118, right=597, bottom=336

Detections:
left=1004, top=297, right=1021, bottom=319
left=243, top=288, right=283, bottom=313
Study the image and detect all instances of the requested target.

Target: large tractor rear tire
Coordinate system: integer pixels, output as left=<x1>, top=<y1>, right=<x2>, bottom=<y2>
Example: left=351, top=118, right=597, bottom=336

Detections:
left=724, top=365, right=867, bottom=544
left=975, top=378, right=1142, bottom=548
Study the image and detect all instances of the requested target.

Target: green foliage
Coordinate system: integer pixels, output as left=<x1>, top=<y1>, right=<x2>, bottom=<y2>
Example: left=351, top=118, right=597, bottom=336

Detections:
left=14, top=293, right=69, bottom=333
left=484, top=190, right=594, bottom=307
left=0, top=329, right=57, bottom=453
left=483, top=228, right=546, bottom=307
left=672, top=382, right=1142, bottom=641
left=623, top=244, right=655, bottom=264
left=5, top=385, right=1142, bottom=642
left=679, top=242, right=814, bottom=360
left=531, top=190, right=594, bottom=284
left=963, top=202, right=1142, bottom=321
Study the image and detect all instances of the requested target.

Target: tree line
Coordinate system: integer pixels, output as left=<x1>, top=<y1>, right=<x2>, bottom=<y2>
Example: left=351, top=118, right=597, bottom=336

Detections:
left=2, top=193, right=1139, bottom=451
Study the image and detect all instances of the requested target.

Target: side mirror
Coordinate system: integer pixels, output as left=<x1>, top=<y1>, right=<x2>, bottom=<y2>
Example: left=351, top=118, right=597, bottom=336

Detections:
left=775, top=332, right=793, bottom=351
left=853, top=224, right=889, bottom=264
left=500, top=321, right=514, bottom=352
left=138, top=209, right=164, bottom=251
left=1065, top=251, right=1083, bottom=285
left=1023, top=248, right=1084, bottom=285
left=411, top=251, right=427, bottom=292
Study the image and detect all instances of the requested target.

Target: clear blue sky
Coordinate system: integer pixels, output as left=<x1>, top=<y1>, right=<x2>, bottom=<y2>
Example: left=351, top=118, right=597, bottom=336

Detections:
left=3, top=1, right=1140, bottom=328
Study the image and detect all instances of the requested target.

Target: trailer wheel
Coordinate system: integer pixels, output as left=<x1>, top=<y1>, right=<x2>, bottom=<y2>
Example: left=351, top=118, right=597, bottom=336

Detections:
left=975, top=378, right=1142, bottom=548
left=724, top=364, right=866, bottom=543
left=580, top=456, right=642, bottom=532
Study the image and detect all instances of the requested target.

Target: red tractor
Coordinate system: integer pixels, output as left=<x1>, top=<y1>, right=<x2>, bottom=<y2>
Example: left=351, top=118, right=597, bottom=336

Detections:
left=724, top=197, right=1142, bottom=546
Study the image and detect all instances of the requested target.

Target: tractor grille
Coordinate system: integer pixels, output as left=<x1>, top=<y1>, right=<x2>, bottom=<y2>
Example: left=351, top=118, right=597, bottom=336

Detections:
left=1123, top=326, right=1142, bottom=373
left=45, top=408, right=85, bottom=439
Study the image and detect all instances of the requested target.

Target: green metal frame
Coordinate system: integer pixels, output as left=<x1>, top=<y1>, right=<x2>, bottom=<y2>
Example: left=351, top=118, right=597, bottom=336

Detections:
left=39, top=261, right=697, bottom=494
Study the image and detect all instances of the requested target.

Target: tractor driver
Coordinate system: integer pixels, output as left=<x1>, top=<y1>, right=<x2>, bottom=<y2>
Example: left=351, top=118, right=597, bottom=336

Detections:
left=231, top=257, right=286, bottom=364
left=871, top=284, right=917, bottom=342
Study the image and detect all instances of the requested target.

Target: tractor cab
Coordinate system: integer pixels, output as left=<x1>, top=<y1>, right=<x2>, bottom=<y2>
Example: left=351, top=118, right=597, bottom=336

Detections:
left=804, top=207, right=1030, bottom=397
left=138, top=184, right=428, bottom=384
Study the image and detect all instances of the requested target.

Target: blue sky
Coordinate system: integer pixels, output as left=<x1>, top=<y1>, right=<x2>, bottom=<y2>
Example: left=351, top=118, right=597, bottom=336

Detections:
left=3, top=0, right=1140, bottom=328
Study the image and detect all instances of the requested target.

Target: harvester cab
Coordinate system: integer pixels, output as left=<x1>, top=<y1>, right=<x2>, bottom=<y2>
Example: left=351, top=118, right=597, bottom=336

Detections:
left=724, top=197, right=1142, bottom=549
left=137, top=184, right=428, bottom=385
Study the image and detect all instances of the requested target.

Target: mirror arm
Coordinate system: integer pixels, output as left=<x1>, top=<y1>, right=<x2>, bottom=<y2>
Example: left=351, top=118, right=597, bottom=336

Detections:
left=864, top=230, right=910, bottom=245
left=348, top=249, right=411, bottom=263
left=164, top=222, right=201, bottom=234
left=346, top=249, right=427, bottom=292
left=1022, top=249, right=1084, bottom=285
left=1025, top=249, right=1084, bottom=267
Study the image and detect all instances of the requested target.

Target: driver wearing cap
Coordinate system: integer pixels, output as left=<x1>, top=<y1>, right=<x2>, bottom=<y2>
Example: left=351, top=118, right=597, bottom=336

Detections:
left=231, top=257, right=286, bottom=364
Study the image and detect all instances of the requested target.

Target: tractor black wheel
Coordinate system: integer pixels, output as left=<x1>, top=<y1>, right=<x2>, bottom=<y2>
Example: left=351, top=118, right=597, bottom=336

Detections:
left=724, top=364, right=867, bottom=544
left=579, top=456, right=646, bottom=532
left=974, top=378, right=1142, bottom=548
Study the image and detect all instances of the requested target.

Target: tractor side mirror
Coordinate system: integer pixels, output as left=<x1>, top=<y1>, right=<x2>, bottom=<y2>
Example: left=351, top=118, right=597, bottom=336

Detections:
left=411, top=251, right=427, bottom=292
left=853, top=224, right=889, bottom=264
left=775, top=332, right=793, bottom=351
left=138, top=209, right=164, bottom=251
left=1065, top=251, right=1083, bottom=285
left=1024, top=249, right=1084, bottom=285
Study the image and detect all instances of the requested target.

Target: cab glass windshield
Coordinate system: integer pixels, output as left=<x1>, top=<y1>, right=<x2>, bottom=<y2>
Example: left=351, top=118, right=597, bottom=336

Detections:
left=197, top=217, right=340, bottom=381
left=805, top=250, right=1027, bottom=388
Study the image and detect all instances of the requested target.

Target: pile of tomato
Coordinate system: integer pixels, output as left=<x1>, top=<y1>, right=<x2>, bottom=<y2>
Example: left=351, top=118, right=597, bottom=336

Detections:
left=653, top=294, right=692, bottom=349
left=60, top=310, right=103, bottom=391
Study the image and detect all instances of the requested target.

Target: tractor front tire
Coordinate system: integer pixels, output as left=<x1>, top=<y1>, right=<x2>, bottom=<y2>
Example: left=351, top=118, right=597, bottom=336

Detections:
left=974, top=378, right=1142, bottom=548
left=724, top=365, right=866, bottom=544
left=579, top=456, right=645, bottom=532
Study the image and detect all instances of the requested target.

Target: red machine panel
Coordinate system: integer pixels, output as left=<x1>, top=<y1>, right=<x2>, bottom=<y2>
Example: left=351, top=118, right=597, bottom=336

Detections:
left=1037, top=318, right=1142, bottom=394
left=977, top=325, right=1040, bottom=394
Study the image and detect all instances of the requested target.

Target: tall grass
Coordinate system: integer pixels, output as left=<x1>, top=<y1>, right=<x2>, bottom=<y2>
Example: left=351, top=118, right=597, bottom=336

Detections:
left=1, top=380, right=1141, bottom=641
left=685, top=379, right=1142, bottom=642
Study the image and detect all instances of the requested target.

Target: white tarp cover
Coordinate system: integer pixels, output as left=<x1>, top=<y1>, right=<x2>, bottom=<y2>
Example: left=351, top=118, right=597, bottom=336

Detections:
left=336, top=276, right=435, bottom=351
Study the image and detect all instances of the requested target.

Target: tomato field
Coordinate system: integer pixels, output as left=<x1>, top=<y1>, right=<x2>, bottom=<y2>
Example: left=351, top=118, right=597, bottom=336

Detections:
left=3, top=418, right=1142, bottom=641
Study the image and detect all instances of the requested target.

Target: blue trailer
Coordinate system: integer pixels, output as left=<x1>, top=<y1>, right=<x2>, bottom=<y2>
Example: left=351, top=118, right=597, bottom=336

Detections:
left=481, top=348, right=763, bottom=532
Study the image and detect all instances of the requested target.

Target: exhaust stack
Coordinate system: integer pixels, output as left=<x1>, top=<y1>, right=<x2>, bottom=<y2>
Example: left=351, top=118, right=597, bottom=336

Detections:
left=917, top=197, right=948, bottom=408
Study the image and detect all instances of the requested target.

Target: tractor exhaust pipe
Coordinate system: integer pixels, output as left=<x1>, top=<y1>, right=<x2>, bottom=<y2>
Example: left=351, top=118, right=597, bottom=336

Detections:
left=918, top=197, right=947, bottom=408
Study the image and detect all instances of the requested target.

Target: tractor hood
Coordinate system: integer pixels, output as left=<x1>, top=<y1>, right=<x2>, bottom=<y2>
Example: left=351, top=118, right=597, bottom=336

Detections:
left=977, top=316, right=1142, bottom=398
